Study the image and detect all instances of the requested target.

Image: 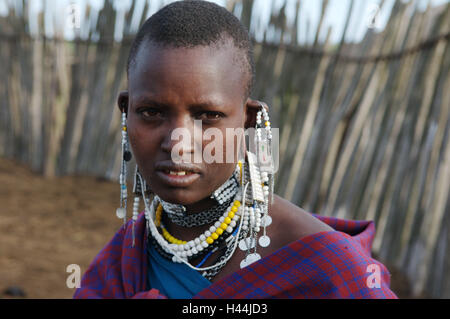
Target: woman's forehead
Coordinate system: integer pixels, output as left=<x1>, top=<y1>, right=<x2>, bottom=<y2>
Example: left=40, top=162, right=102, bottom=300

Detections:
left=128, top=40, right=248, bottom=104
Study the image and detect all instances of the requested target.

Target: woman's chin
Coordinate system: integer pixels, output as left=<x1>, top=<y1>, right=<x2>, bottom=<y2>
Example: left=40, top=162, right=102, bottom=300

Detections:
left=153, top=188, right=204, bottom=206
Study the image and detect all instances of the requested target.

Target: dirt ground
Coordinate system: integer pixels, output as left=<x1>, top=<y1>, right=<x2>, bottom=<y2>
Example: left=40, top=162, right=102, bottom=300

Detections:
left=0, top=157, right=123, bottom=298
left=0, top=157, right=413, bottom=298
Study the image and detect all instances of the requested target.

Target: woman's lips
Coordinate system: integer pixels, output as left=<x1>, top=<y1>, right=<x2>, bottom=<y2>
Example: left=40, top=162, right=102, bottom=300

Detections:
left=154, top=161, right=203, bottom=187
left=156, top=170, right=201, bottom=187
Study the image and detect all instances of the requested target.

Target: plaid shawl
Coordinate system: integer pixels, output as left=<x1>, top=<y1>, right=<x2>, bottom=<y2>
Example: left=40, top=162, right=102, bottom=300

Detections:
left=73, top=211, right=398, bottom=299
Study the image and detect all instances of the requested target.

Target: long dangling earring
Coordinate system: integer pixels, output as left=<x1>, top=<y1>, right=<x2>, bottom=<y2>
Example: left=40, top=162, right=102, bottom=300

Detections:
left=130, top=166, right=144, bottom=247
left=255, top=103, right=273, bottom=248
left=132, top=165, right=153, bottom=246
left=131, top=166, right=141, bottom=247
left=116, top=110, right=133, bottom=224
left=238, top=102, right=274, bottom=268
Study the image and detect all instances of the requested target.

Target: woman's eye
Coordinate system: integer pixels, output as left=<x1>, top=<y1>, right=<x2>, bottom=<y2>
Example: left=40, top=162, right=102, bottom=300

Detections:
left=139, top=108, right=162, bottom=118
left=197, top=111, right=223, bottom=121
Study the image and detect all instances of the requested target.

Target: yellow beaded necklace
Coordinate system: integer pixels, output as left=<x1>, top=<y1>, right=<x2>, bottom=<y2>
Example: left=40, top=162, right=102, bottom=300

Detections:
left=155, top=200, right=241, bottom=247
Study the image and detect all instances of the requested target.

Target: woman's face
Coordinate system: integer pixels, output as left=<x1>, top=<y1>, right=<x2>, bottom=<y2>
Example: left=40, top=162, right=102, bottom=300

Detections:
left=120, top=39, right=252, bottom=206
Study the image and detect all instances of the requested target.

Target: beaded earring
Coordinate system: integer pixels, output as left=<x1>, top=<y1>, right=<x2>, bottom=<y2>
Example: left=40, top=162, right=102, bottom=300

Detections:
left=131, top=166, right=141, bottom=246
left=131, top=167, right=152, bottom=246
left=237, top=102, right=275, bottom=269
left=116, top=109, right=133, bottom=224
left=115, top=103, right=151, bottom=246
left=255, top=103, right=274, bottom=246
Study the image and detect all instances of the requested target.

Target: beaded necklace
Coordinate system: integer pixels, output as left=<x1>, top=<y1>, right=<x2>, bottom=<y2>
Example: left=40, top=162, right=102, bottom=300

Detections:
left=139, top=171, right=251, bottom=275
left=145, top=168, right=243, bottom=279
left=149, top=195, right=242, bottom=262
left=155, top=199, right=240, bottom=257
left=139, top=160, right=272, bottom=279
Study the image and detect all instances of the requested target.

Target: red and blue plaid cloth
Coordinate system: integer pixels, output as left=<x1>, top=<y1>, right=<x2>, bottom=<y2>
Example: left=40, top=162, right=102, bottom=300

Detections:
left=73, top=211, right=398, bottom=299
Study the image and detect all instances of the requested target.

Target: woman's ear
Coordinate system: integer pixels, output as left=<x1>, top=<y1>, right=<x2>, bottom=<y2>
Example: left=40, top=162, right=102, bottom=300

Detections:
left=117, top=91, right=129, bottom=114
left=245, top=98, right=269, bottom=129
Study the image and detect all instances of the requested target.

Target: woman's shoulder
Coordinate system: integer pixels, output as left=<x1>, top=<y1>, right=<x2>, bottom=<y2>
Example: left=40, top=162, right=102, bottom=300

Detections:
left=267, top=195, right=334, bottom=248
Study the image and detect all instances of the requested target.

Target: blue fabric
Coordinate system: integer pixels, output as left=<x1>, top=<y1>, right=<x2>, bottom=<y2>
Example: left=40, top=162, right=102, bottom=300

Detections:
left=146, top=240, right=212, bottom=299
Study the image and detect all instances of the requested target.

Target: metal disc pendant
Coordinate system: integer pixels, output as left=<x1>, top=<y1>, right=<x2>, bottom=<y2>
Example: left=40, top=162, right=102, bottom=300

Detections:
left=239, top=237, right=256, bottom=251
left=116, top=207, right=126, bottom=219
left=246, top=253, right=261, bottom=265
left=258, top=235, right=271, bottom=247
left=261, top=215, right=272, bottom=227
left=240, top=257, right=249, bottom=269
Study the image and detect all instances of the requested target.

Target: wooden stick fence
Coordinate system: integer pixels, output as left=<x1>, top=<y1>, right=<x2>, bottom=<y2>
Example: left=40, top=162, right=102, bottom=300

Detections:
left=0, top=0, right=449, bottom=298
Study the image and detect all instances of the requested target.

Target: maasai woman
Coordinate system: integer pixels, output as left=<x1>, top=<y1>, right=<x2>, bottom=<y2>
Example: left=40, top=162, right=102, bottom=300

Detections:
left=74, top=0, right=397, bottom=299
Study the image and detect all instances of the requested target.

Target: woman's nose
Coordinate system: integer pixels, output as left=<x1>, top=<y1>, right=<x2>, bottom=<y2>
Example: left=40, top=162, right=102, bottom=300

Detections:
left=160, top=116, right=202, bottom=161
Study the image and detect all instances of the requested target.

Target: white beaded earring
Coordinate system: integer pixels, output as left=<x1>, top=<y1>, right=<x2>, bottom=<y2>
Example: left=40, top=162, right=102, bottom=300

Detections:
left=255, top=103, right=274, bottom=247
left=238, top=102, right=275, bottom=268
left=131, top=167, right=152, bottom=247
left=131, top=166, right=141, bottom=247
left=116, top=110, right=132, bottom=224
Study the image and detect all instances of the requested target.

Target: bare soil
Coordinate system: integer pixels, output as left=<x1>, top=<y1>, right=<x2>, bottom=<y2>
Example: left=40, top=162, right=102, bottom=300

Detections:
left=0, top=158, right=122, bottom=298
left=0, top=157, right=412, bottom=298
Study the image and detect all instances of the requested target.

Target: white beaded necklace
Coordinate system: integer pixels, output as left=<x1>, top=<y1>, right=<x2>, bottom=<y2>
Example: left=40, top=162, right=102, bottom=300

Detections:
left=139, top=172, right=251, bottom=272
left=154, top=195, right=240, bottom=260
